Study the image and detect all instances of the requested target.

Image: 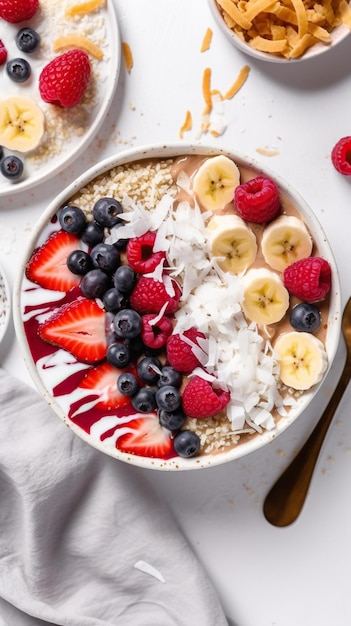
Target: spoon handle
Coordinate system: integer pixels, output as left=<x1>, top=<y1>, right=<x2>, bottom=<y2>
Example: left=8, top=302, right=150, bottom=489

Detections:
left=263, top=357, right=351, bottom=527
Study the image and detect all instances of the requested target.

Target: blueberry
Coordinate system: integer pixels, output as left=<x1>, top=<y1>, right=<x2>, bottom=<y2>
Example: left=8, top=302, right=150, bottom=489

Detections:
left=157, top=365, right=182, bottom=388
left=113, top=308, right=142, bottom=339
left=81, top=221, right=104, bottom=247
left=158, top=408, right=186, bottom=432
left=67, top=249, right=92, bottom=275
left=113, top=265, right=136, bottom=293
left=93, top=197, right=123, bottom=228
left=0, top=146, right=3, bottom=160
left=126, top=335, right=145, bottom=359
left=102, top=287, right=127, bottom=313
left=80, top=268, right=110, bottom=299
left=117, top=372, right=139, bottom=396
left=91, top=243, right=120, bottom=273
left=137, top=356, right=162, bottom=384
left=59, top=205, right=86, bottom=234
left=174, top=430, right=200, bottom=458
left=15, top=28, right=40, bottom=53
left=131, top=387, right=157, bottom=413
left=155, top=385, right=182, bottom=411
left=106, top=342, right=131, bottom=368
left=290, top=303, right=321, bottom=333
left=0, top=155, right=23, bottom=180
left=6, top=58, right=31, bottom=82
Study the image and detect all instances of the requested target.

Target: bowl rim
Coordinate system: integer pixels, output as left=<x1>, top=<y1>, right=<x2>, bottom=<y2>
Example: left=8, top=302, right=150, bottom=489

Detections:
left=207, top=0, right=351, bottom=64
left=13, top=141, right=342, bottom=470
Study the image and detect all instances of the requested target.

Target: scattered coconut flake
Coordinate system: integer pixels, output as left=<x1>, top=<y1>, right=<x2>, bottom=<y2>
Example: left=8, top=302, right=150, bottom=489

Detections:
left=134, top=560, right=165, bottom=583
left=148, top=301, right=169, bottom=325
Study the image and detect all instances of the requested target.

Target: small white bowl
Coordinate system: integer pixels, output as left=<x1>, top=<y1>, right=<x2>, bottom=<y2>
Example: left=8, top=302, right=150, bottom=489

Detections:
left=13, top=143, right=341, bottom=470
left=0, top=263, right=11, bottom=346
left=208, top=0, right=351, bottom=63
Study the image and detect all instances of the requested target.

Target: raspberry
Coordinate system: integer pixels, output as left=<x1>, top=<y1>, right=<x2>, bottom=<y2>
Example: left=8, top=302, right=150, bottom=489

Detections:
left=331, top=136, right=351, bottom=176
left=166, top=327, right=206, bottom=374
left=0, top=40, right=7, bottom=66
left=126, top=231, right=166, bottom=273
left=182, top=376, right=231, bottom=418
left=283, top=257, right=331, bottom=302
left=141, top=313, right=173, bottom=349
left=0, top=0, right=38, bottom=23
left=39, top=50, right=91, bottom=108
left=234, top=176, right=280, bottom=223
left=130, top=275, right=182, bottom=315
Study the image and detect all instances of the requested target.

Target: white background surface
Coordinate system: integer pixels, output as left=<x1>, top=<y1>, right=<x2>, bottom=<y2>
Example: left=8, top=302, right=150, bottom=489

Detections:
left=1, top=1, right=351, bottom=625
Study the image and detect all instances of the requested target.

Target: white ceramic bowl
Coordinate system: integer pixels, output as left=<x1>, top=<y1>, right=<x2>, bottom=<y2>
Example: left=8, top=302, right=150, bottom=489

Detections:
left=208, top=0, right=351, bottom=63
left=13, top=143, right=341, bottom=470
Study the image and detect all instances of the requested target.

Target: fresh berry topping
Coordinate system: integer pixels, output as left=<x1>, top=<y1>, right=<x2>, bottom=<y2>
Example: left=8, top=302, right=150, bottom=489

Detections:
left=158, top=408, right=186, bottom=432
left=92, top=197, right=123, bottom=227
left=116, top=414, right=174, bottom=458
left=141, top=313, right=173, bottom=349
left=59, top=205, right=86, bottom=234
left=0, top=0, right=39, bottom=23
left=15, top=28, right=40, bottom=53
left=78, top=362, right=132, bottom=410
left=113, top=308, right=142, bottom=339
left=39, top=298, right=107, bottom=364
left=91, top=242, right=120, bottom=273
left=67, top=249, right=93, bottom=275
left=130, top=275, right=181, bottom=315
left=25, top=230, right=81, bottom=291
left=155, top=385, right=182, bottom=411
left=6, top=57, right=31, bottom=83
left=283, top=257, right=332, bottom=302
left=102, top=287, right=127, bottom=313
left=290, top=303, right=321, bottom=333
left=113, top=265, right=136, bottom=293
left=137, top=356, right=162, bottom=384
left=126, top=231, right=166, bottom=274
left=117, top=372, right=139, bottom=397
left=81, top=221, right=104, bottom=247
left=182, top=376, right=231, bottom=418
left=166, top=327, right=206, bottom=374
left=331, top=136, right=351, bottom=176
left=234, top=176, right=280, bottom=223
left=0, top=155, right=23, bottom=180
left=173, top=430, right=200, bottom=458
left=131, top=387, right=157, bottom=413
left=80, top=268, right=110, bottom=299
left=157, top=365, right=182, bottom=388
left=39, top=49, right=91, bottom=108
left=106, top=341, right=131, bottom=368
left=0, top=40, right=7, bottom=65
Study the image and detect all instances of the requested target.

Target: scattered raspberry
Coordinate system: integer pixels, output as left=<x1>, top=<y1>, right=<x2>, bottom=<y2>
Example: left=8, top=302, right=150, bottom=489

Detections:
left=126, top=231, right=166, bottom=273
left=234, top=176, right=280, bottom=223
left=331, top=136, right=351, bottom=176
left=39, top=49, right=91, bottom=108
left=0, top=0, right=39, bottom=23
left=182, top=376, right=231, bottom=418
left=166, top=327, right=206, bottom=374
left=130, top=275, right=181, bottom=315
left=141, top=313, right=173, bottom=349
left=0, top=40, right=7, bottom=66
left=283, top=257, right=331, bottom=302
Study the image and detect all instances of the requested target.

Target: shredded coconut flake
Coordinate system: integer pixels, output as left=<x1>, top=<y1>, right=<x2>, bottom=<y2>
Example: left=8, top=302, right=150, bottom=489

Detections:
left=134, top=560, right=166, bottom=583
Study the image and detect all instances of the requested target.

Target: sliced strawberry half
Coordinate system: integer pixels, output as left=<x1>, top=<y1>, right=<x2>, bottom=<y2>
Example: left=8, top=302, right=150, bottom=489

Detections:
left=78, top=362, right=132, bottom=410
left=117, top=414, right=174, bottom=459
left=39, top=297, right=107, bottom=363
left=26, top=230, right=81, bottom=292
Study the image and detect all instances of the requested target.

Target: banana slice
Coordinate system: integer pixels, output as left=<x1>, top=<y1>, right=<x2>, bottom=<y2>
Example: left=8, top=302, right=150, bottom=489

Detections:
left=274, top=331, right=328, bottom=390
left=207, top=214, right=257, bottom=274
left=242, top=267, right=290, bottom=325
left=261, top=215, right=313, bottom=272
left=192, top=155, right=240, bottom=211
left=0, top=96, right=45, bottom=153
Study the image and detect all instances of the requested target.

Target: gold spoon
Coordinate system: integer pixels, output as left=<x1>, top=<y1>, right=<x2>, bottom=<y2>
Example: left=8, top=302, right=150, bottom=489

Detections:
left=263, top=297, right=351, bottom=527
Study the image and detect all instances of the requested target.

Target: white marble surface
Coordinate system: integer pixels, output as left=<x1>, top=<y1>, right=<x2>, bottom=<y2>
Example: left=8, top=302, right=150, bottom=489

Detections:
left=1, top=1, right=351, bottom=624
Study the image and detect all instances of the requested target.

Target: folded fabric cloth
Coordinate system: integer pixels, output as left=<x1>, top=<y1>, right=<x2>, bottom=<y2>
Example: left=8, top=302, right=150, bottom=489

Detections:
left=0, top=369, right=228, bottom=626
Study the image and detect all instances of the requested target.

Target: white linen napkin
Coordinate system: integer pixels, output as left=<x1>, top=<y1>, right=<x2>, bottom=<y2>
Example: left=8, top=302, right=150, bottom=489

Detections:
left=0, top=368, right=228, bottom=626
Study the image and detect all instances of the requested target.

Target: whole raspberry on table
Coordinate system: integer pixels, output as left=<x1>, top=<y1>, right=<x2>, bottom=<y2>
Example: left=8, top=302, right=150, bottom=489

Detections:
left=166, top=327, right=207, bottom=374
left=283, top=256, right=331, bottom=302
left=234, top=175, right=280, bottom=223
left=182, top=375, right=231, bottom=418
left=0, top=40, right=7, bottom=65
left=0, top=0, right=39, bottom=22
left=331, top=136, right=351, bottom=175
left=129, top=275, right=181, bottom=315
left=39, top=49, right=91, bottom=108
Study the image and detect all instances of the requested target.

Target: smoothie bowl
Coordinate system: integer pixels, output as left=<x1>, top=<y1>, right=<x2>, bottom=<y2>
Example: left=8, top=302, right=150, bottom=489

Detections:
left=13, top=144, right=341, bottom=470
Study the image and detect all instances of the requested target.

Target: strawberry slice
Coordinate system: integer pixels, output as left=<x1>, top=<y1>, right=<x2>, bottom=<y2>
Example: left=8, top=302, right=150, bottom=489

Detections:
left=78, top=362, right=132, bottom=410
left=117, top=414, right=174, bottom=459
left=26, top=230, right=81, bottom=292
left=39, top=297, right=107, bottom=363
